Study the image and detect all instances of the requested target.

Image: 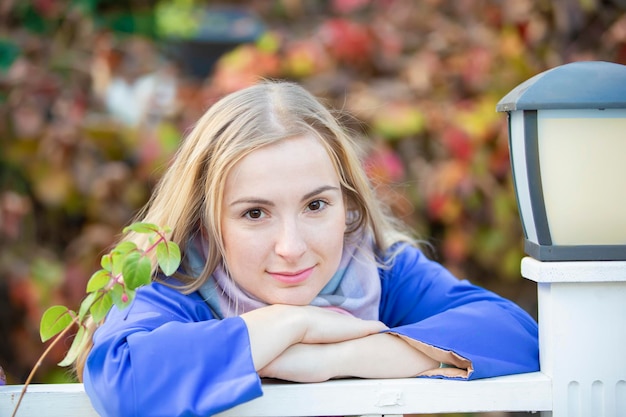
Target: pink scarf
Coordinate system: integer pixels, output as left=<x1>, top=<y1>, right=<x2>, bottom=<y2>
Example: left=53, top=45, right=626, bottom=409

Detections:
left=188, top=232, right=381, bottom=320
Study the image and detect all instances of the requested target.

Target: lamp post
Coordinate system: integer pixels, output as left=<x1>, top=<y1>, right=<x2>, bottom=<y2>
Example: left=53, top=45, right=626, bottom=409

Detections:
left=497, top=61, right=626, bottom=417
left=497, top=60, right=626, bottom=261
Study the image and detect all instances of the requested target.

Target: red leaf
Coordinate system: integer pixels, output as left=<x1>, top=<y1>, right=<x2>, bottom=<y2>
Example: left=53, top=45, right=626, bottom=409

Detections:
left=318, top=19, right=373, bottom=65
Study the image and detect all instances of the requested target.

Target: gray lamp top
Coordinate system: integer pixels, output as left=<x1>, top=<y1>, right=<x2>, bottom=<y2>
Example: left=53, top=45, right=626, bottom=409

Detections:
left=496, top=61, right=626, bottom=112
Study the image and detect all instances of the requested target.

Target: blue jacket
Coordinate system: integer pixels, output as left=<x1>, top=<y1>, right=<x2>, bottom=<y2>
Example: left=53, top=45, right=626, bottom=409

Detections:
left=83, top=245, right=539, bottom=417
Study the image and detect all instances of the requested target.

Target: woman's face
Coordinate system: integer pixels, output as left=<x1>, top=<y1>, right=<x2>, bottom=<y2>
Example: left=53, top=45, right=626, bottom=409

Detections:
left=221, top=134, right=347, bottom=305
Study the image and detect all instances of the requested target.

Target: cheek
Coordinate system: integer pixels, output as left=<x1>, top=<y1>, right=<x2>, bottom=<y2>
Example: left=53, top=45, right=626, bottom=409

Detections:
left=222, top=224, right=266, bottom=273
left=319, top=221, right=347, bottom=281
left=311, top=213, right=347, bottom=256
left=222, top=239, right=268, bottom=294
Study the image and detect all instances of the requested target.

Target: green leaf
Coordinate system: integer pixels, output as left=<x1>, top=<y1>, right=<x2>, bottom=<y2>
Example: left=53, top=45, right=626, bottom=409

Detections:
left=78, top=292, right=97, bottom=321
left=0, top=39, right=21, bottom=72
left=122, top=251, right=152, bottom=290
left=100, top=253, right=112, bottom=272
left=57, top=325, right=90, bottom=367
left=110, top=250, right=127, bottom=276
left=90, top=293, right=113, bottom=322
left=372, top=104, right=425, bottom=140
left=110, top=283, right=125, bottom=309
left=86, top=269, right=110, bottom=292
left=123, top=222, right=159, bottom=234
left=110, top=284, right=135, bottom=310
left=112, top=241, right=138, bottom=255
left=123, top=288, right=136, bottom=306
left=156, top=241, right=181, bottom=276
left=40, top=306, right=75, bottom=342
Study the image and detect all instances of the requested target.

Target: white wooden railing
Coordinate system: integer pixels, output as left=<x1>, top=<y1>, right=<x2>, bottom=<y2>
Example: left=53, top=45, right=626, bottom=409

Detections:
left=1, top=257, right=625, bottom=417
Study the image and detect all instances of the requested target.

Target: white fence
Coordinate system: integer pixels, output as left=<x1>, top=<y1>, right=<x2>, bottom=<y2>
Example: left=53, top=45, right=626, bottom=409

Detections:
left=1, top=257, right=624, bottom=417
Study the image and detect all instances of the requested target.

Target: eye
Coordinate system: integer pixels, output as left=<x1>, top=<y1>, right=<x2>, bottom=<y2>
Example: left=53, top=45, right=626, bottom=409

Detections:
left=306, top=199, right=327, bottom=212
left=244, top=208, right=265, bottom=220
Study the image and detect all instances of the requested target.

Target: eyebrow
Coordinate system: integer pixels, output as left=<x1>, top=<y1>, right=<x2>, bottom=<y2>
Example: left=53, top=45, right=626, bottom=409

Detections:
left=229, top=185, right=341, bottom=207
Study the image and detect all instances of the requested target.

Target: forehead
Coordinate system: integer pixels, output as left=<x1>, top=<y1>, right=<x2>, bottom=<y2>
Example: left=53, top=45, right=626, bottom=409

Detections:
left=224, top=135, right=340, bottom=197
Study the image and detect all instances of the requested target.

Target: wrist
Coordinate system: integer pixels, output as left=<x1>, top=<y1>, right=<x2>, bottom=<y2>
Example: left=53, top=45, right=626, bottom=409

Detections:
left=268, top=304, right=309, bottom=345
left=328, top=339, right=354, bottom=379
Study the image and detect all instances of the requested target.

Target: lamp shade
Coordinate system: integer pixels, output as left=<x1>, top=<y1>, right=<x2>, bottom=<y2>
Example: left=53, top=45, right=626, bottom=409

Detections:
left=497, top=61, right=626, bottom=261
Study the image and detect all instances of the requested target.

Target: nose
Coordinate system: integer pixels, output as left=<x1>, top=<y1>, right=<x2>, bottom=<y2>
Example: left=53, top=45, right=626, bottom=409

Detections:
left=274, top=217, right=307, bottom=261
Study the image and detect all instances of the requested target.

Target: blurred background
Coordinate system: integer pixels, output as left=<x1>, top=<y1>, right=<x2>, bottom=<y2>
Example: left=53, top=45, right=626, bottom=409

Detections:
left=1, top=0, right=625, bottom=399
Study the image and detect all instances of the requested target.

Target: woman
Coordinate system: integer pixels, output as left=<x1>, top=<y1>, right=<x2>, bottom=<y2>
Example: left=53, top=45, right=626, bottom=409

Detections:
left=81, top=81, right=539, bottom=417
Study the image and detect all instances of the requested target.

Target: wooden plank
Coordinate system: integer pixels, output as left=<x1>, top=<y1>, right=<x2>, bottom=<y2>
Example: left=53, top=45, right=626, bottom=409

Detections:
left=0, top=372, right=552, bottom=417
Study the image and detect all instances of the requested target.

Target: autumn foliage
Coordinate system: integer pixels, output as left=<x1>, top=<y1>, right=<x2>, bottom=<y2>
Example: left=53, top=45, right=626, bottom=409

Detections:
left=1, top=0, right=625, bottom=384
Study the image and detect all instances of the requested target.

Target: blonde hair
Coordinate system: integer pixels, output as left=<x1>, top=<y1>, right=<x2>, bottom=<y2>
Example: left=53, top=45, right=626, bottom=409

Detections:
left=75, top=81, right=415, bottom=378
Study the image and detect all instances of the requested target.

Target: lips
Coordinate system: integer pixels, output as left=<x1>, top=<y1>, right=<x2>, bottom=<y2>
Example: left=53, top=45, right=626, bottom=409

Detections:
left=268, top=266, right=315, bottom=284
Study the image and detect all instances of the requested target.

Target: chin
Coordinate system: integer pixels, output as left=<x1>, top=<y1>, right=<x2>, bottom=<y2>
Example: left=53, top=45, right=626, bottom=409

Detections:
left=267, top=291, right=317, bottom=307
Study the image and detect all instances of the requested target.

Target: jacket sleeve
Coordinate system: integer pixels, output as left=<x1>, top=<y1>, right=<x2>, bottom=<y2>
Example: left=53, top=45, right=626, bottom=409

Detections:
left=83, top=282, right=263, bottom=417
left=378, top=245, right=540, bottom=380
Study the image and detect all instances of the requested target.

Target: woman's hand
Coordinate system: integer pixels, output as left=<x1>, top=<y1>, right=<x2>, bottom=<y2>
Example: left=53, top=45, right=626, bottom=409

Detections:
left=297, top=306, right=387, bottom=344
left=258, top=343, right=335, bottom=382
left=259, top=333, right=440, bottom=382
left=240, top=304, right=386, bottom=371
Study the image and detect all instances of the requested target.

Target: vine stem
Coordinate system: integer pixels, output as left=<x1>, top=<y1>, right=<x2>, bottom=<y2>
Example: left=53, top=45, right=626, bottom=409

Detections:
left=145, top=233, right=166, bottom=254
left=11, top=320, right=76, bottom=417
